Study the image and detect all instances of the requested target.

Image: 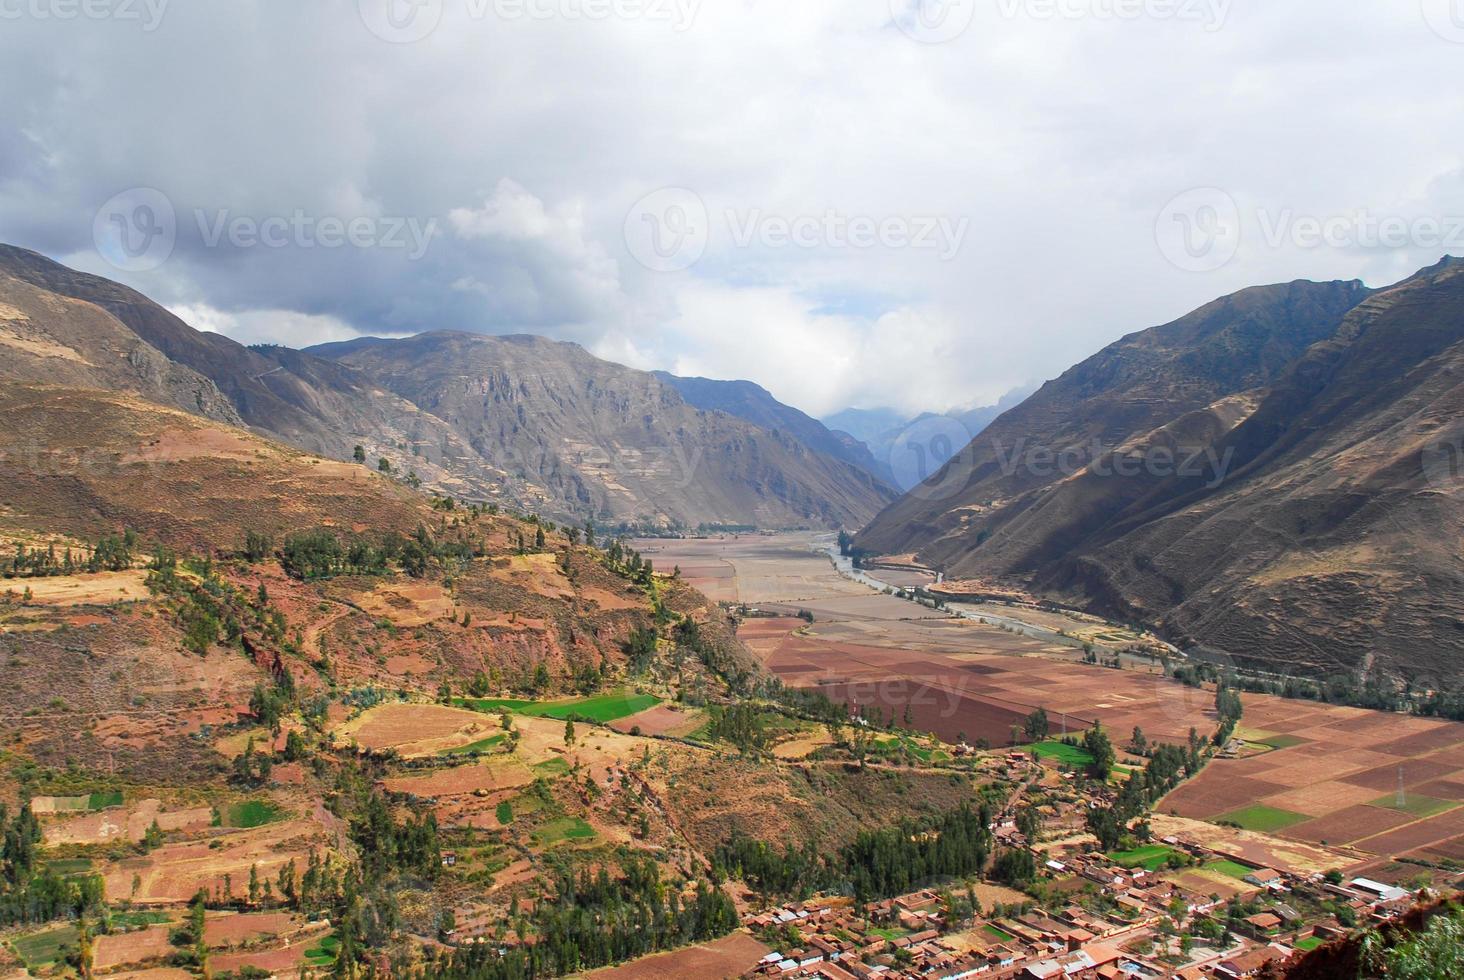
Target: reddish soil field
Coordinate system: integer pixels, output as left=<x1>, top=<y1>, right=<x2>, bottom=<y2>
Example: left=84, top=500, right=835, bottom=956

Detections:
left=1285, top=805, right=1416, bottom=845
left=1162, top=775, right=1292, bottom=818
left=102, top=821, right=324, bottom=904
left=93, top=926, right=174, bottom=971
left=1351, top=806, right=1464, bottom=853
left=43, top=798, right=212, bottom=845
left=581, top=931, right=771, bottom=979
left=204, top=911, right=306, bottom=948
left=608, top=703, right=705, bottom=737
left=1408, top=834, right=1464, bottom=863
left=381, top=760, right=534, bottom=798
left=210, top=944, right=309, bottom=975
left=1341, top=759, right=1460, bottom=792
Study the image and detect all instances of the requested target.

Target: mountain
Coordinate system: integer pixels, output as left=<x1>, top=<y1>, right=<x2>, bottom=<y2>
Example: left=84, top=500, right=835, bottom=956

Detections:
left=823, top=386, right=1037, bottom=492
left=0, top=244, right=891, bottom=530
left=852, top=269, right=1464, bottom=678
left=309, top=332, right=895, bottom=530
left=652, top=371, right=895, bottom=486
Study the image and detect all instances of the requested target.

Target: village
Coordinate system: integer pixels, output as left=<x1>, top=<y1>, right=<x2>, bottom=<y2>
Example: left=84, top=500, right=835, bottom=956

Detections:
left=740, top=837, right=1447, bottom=980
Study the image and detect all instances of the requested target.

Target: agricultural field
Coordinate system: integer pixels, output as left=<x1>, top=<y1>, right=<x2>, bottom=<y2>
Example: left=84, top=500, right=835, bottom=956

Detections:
left=458, top=691, right=662, bottom=723
left=639, top=536, right=1217, bottom=748
left=654, top=534, right=1464, bottom=875
left=1108, top=844, right=1182, bottom=871
left=1161, top=698, right=1464, bottom=861
left=579, top=931, right=771, bottom=979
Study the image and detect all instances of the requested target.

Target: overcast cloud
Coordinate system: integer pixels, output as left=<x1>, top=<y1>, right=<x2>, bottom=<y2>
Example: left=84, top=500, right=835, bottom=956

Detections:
left=1, top=0, right=1462, bottom=417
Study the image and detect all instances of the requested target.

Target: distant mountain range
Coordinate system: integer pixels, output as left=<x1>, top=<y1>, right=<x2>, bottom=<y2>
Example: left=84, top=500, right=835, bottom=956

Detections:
left=858, top=259, right=1464, bottom=680
left=823, top=387, right=1037, bottom=491
left=0, top=244, right=894, bottom=531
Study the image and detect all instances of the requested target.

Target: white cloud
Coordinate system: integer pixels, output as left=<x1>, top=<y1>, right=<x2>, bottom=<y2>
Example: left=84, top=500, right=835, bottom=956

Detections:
left=0, top=1, right=1460, bottom=417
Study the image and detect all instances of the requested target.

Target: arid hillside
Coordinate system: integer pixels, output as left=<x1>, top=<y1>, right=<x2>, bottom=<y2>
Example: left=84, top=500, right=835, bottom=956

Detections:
left=311, top=332, right=895, bottom=529
left=858, top=261, right=1464, bottom=679
left=0, top=244, right=893, bottom=530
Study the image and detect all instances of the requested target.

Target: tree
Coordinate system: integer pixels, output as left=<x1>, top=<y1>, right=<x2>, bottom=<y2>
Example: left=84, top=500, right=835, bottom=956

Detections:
left=377, top=457, right=392, bottom=474
left=353, top=445, right=367, bottom=464
left=1083, top=722, right=1116, bottom=779
left=1023, top=708, right=1050, bottom=742
left=564, top=718, right=576, bottom=747
left=1367, top=906, right=1464, bottom=979
left=1130, top=726, right=1148, bottom=755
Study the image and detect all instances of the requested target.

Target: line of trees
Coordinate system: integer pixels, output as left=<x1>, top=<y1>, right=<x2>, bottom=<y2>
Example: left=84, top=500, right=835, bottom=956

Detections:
left=403, top=859, right=738, bottom=978
left=2, top=531, right=137, bottom=579
left=0, top=804, right=104, bottom=927
left=713, top=802, right=996, bottom=908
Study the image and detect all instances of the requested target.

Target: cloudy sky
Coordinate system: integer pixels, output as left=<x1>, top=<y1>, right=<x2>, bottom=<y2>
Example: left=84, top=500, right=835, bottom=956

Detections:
left=2, top=0, right=1463, bottom=418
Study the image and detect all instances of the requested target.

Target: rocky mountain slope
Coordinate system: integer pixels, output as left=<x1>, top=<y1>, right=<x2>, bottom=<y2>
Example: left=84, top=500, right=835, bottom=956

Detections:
left=856, top=266, right=1464, bottom=678
left=0, top=244, right=891, bottom=530
left=652, top=371, right=894, bottom=485
left=311, top=333, right=895, bottom=529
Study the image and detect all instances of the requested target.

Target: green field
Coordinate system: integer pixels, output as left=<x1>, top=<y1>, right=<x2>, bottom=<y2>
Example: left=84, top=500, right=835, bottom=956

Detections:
left=869, top=925, right=912, bottom=941
left=1026, top=741, right=1095, bottom=767
left=1371, top=794, right=1460, bottom=818
left=1256, top=734, right=1307, bottom=750
left=1213, top=804, right=1310, bottom=833
left=1204, top=859, right=1258, bottom=881
left=459, top=692, right=661, bottom=724
left=305, top=934, right=340, bottom=966
left=533, top=817, right=596, bottom=845
left=534, top=757, right=571, bottom=777
left=1295, top=936, right=1324, bottom=951
left=982, top=923, right=1016, bottom=942
left=10, top=925, right=78, bottom=970
left=496, top=801, right=513, bottom=825
left=88, top=790, right=124, bottom=809
left=439, top=733, right=506, bottom=756
left=1109, top=844, right=1180, bottom=871
left=224, top=799, right=284, bottom=829
left=44, top=857, right=94, bottom=876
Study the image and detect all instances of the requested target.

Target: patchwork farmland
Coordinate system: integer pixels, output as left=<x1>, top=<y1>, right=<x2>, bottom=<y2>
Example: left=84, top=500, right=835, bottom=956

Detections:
left=640, top=532, right=1464, bottom=873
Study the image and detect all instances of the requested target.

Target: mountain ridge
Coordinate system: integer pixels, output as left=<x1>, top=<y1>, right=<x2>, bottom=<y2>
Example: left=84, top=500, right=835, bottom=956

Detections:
left=855, top=266, right=1464, bottom=679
